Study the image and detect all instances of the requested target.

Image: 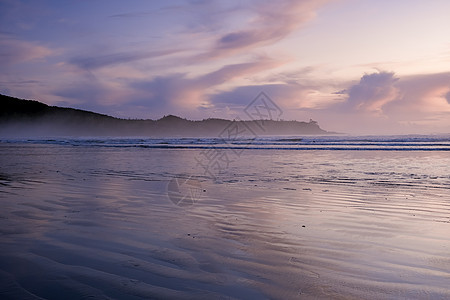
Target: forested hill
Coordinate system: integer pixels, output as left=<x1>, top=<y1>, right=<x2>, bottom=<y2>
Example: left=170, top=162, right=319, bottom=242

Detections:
left=0, top=94, right=332, bottom=137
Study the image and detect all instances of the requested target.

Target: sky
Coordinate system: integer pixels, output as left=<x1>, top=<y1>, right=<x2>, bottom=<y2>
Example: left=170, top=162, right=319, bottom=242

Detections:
left=1, top=0, right=450, bottom=134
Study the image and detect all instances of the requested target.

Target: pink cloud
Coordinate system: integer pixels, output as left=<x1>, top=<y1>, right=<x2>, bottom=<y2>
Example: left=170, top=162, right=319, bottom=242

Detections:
left=319, top=71, right=450, bottom=134
left=128, top=57, right=285, bottom=117
left=222, top=70, right=450, bottom=134
left=393, top=72, right=450, bottom=110
left=194, top=0, right=334, bottom=60
left=445, top=91, right=450, bottom=104
left=0, top=34, right=52, bottom=65
left=344, top=71, right=399, bottom=114
left=69, top=48, right=184, bottom=71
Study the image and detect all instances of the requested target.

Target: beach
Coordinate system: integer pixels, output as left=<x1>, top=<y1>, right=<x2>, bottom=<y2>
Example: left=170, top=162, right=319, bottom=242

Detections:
left=1, top=138, right=450, bottom=299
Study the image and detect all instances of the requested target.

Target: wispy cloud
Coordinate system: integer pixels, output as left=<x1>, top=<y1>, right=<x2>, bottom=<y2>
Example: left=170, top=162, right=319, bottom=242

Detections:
left=1, top=0, right=334, bottom=120
left=194, top=0, right=333, bottom=60
left=0, top=34, right=53, bottom=65
left=128, top=57, right=284, bottom=115
left=69, top=49, right=184, bottom=71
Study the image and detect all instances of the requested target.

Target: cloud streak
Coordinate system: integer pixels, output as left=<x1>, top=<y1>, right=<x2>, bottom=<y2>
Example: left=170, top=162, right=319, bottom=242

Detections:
left=129, top=57, right=284, bottom=115
left=0, top=34, right=52, bottom=66
left=195, top=0, right=333, bottom=60
left=69, top=49, right=184, bottom=71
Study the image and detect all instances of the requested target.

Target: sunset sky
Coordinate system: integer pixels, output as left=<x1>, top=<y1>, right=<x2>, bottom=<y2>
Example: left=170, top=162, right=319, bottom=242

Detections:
left=1, top=0, right=450, bottom=134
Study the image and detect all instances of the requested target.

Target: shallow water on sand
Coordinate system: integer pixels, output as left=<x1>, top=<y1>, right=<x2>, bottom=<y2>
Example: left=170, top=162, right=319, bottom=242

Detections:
left=0, top=142, right=450, bottom=299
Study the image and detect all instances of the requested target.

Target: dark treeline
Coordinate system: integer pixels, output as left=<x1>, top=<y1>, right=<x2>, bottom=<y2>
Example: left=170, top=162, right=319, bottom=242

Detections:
left=0, top=94, right=332, bottom=137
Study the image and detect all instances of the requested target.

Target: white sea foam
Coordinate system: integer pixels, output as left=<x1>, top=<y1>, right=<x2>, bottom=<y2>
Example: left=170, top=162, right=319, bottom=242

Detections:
left=2, top=134, right=450, bottom=151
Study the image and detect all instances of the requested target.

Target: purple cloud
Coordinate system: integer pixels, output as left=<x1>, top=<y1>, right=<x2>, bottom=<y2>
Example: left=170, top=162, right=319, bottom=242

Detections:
left=195, top=0, right=333, bottom=60
left=123, top=57, right=284, bottom=118
left=345, top=71, right=399, bottom=113
left=385, top=72, right=450, bottom=114
left=445, top=91, right=450, bottom=104
left=69, top=49, right=183, bottom=71
left=0, top=34, right=52, bottom=66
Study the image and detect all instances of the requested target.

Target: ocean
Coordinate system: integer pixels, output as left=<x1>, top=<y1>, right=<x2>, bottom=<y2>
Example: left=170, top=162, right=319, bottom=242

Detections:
left=4, top=134, right=450, bottom=150
left=1, top=135, right=450, bottom=299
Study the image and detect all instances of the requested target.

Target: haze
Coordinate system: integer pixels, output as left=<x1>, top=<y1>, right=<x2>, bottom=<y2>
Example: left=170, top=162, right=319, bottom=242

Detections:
left=1, top=0, right=450, bottom=135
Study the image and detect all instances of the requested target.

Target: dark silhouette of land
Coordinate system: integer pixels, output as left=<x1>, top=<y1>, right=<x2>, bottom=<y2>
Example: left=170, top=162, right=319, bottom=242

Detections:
left=0, top=94, right=332, bottom=137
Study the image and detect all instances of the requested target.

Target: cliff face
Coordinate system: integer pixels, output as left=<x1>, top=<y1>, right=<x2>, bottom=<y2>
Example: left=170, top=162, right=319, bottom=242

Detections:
left=0, top=94, right=330, bottom=137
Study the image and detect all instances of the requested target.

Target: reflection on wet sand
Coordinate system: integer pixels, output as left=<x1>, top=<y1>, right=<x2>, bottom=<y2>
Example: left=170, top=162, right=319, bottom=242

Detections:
left=1, top=144, right=450, bottom=299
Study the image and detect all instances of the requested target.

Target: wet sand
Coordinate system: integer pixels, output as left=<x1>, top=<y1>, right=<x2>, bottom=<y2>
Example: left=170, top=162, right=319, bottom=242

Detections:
left=1, top=143, right=450, bottom=299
